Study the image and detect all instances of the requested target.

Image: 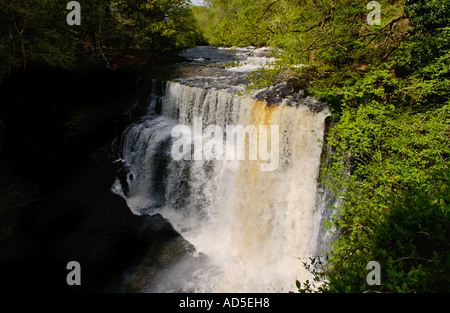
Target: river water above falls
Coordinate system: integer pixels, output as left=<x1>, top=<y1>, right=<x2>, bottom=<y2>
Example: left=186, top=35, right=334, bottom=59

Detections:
left=112, top=46, right=333, bottom=292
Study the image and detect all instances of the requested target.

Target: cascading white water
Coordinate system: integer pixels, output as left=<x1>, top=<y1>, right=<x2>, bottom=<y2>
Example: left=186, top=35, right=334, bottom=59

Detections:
left=112, top=47, right=332, bottom=292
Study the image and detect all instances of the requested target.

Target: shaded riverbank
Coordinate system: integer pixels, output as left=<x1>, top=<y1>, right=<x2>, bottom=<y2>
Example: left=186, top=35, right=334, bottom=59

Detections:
left=0, top=55, right=191, bottom=292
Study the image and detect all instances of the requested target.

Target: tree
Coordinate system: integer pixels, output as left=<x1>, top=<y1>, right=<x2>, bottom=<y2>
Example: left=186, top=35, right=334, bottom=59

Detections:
left=0, top=0, right=202, bottom=80
left=0, top=0, right=79, bottom=78
left=109, top=0, right=200, bottom=52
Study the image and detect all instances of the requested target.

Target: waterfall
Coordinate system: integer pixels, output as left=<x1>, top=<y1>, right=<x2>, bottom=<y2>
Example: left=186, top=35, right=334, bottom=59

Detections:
left=112, top=48, right=332, bottom=292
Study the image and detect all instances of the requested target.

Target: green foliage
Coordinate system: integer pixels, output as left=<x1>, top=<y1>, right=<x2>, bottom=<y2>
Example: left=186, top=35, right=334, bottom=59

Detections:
left=199, top=0, right=407, bottom=68
left=111, top=0, right=201, bottom=51
left=0, top=0, right=202, bottom=80
left=316, top=33, right=449, bottom=292
left=373, top=173, right=450, bottom=292
left=0, top=0, right=78, bottom=78
left=316, top=168, right=449, bottom=293
left=405, top=0, right=449, bottom=33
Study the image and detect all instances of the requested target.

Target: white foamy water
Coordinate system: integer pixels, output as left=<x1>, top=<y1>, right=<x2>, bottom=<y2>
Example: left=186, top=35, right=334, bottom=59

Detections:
left=112, top=47, right=332, bottom=293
